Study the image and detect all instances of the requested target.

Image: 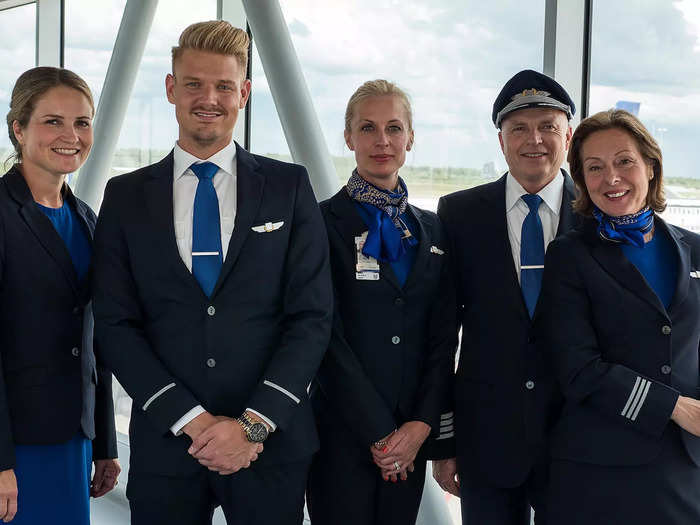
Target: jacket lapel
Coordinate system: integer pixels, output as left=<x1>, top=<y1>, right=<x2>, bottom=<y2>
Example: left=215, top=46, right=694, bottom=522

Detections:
left=143, top=152, right=202, bottom=291
left=585, top=219, right=668, bottom=318
left=483, top=174, right=529, bottom=318
left=557, top=170, right=577, bottom=235
left=402, top=204, right=431, bottom=290
left=664, top=220, right=690, bottom=315
left=212, top=144, right=264, bottom=296
left=64, top=185, right=95, bottom=302
left=5, top=167, right=79, bottom=294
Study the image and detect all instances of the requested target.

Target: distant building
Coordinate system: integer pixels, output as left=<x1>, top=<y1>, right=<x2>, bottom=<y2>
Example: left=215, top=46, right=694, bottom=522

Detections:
left=482, top=161, right=497, bottom=178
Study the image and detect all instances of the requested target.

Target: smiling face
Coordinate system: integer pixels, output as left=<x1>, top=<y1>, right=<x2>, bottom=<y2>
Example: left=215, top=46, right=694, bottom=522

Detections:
left=498, top=107, right=572, bottom=193
left=12, top=85, right=93, bottom=179
left=344, top=95, right=414, bottom=191
left=581, top=127, right=653, bottom=217
left=166, top=48, right=251, bottom=159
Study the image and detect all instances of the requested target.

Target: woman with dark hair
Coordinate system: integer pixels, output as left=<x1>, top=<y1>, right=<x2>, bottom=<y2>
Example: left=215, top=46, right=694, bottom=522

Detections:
left=537, top=108, right=700, bottom=523
left=0, top=66, right=119, bottom=524
left=307, top=79, right=456, bottom=525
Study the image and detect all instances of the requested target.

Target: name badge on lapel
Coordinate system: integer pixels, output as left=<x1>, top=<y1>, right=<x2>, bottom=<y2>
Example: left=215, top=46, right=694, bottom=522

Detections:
left=691, top=271, right=700, bottom=279
left=355, top=231, right=379, bottom=281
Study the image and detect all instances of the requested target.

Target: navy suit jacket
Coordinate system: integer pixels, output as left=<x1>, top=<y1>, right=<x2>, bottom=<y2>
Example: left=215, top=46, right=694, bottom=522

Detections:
left=311, top=189, right=457, bottom=448
left=433, top=171, right=578, bottom=487
left=93, top=145, right=332, bottom=477
left=537, top=217, right=700, bottom=466
left=0, top=166, right=117, bottom=470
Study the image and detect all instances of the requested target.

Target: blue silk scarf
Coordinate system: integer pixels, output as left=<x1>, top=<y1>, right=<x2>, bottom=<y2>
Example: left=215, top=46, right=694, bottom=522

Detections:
left=346, top=170, right=418, bottom=262
left=593, top=205, right=654, bottom=248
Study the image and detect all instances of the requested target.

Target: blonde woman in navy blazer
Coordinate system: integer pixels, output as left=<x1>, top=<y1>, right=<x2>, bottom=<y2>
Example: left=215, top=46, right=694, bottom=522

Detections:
left=537, top=109, right=700, bottom=524
left=0, top=67, right=118, bottom=525
left=306, top=80, right=456, bottom=525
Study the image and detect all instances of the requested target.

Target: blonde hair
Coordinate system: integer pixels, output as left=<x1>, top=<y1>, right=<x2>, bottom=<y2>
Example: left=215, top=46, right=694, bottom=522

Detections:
left=6, top=67, right=94, bottom=164
left=568, top=109, right=665, bottom=215
left=344, top=79, right=413, bottom=134
left=172, top=20, right=249, bottom=73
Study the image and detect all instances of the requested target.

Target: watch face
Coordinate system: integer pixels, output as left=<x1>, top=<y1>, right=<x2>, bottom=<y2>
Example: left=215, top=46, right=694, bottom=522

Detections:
left=248, top=422, right=268, bottom=443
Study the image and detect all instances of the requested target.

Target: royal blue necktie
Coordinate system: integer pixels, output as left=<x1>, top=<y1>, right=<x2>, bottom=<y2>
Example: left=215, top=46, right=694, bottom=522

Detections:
left=520, top=194, right=544, bottom=318
left=190, top=162, right=222, bottom=297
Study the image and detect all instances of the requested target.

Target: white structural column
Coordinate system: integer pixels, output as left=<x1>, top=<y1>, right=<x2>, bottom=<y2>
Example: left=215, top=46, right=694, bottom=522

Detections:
left=35, top=0, right=61, bottom=66
left=240, top=0, right=338, bottom=201
left=543, top=0, right=589, bottom=127
left=220, top=0, right=248, bottom=146
left=74, top=0, right=158, bottom=210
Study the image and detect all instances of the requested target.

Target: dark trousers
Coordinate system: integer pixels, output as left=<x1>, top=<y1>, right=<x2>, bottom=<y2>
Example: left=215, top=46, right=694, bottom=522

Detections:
left=459, top=458, right=548, bottom=525
left=307, top=421, right=427, bottom=525
left=128, top=459, right=310, bottom=525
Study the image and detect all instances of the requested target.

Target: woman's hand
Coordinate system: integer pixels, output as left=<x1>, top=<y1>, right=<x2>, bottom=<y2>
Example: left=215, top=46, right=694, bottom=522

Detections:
left=91, top=459, right=121, bottom=497
left=671, top=396, right=700, bottom=437
left=0, top=469, right=17, bottom=522
left=372, top=421, right=431, bottom=480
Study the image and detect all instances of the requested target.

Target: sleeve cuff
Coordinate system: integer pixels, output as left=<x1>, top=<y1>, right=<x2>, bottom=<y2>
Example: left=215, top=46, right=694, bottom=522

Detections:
left=170, top=405, right=205, bottom=436
left=246, top=408, right=277, bottom=432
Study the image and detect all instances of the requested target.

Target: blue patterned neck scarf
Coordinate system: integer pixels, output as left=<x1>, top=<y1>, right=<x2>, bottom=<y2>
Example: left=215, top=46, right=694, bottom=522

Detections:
left=592, top=205, right=654, bottom=248
left=346, top=169, right=418, bottom=262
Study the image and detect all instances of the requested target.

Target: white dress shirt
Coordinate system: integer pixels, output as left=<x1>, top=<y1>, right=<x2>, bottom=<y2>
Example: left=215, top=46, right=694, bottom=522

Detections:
left=505, top=171, right=564, bottom=283
left=169, top=141, right=276, bottom=435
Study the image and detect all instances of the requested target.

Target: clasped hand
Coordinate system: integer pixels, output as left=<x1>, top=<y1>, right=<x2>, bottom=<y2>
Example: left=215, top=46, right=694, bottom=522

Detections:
left=184, top=412, right=263, bottom=475
left=370, top=421, right=430, bottom=482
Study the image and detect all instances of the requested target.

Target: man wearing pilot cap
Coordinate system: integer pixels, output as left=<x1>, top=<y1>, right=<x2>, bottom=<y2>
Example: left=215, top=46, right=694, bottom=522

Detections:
left=429, top=70, right=579, bottom=524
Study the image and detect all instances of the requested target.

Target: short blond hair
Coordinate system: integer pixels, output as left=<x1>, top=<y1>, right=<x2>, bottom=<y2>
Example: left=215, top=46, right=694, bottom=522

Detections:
left=344, top=79, right=413, bottom=134
left=172, top=20, right=249, bottom=73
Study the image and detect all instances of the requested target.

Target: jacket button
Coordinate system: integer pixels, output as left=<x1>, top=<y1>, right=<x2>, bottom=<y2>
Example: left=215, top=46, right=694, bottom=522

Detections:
left=394, top=298, right=405, bottom=306
left=661, top=365, right=672, bottom=375
left=71, top=347, right=80, bottom=357
left=391, top=336, right=401, bottom=345
left=206, top=358, right=216, bottom=368
left=662, top=325, right=671, bottom=335
left=72, top=306, right=81, bottom=316
left=207, top=305, right=216, bottom=316
left=525, top=380, right=535, bottom=390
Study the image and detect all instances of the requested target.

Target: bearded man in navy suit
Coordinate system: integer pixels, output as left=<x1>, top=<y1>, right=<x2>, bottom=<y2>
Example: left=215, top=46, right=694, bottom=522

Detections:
left=93, top=20, right=332, bottom=525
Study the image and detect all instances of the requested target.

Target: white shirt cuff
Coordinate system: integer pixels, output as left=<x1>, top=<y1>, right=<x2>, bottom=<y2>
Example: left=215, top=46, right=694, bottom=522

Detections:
left=170, top=405, right=206, bottom=436
left=246, top=408, right=276, bottom=431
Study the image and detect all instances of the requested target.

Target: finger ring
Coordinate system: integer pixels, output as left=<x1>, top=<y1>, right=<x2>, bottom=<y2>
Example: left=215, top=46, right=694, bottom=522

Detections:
left=394, top=461, right=400, bottom=471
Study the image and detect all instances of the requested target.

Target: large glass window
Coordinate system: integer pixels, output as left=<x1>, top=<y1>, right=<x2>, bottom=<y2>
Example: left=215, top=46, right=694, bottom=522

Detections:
left=251, top=0, right=545, bottom=210
left=589, top=0, right=700, bottom=230
left=0, top=3, right=36, bottom=164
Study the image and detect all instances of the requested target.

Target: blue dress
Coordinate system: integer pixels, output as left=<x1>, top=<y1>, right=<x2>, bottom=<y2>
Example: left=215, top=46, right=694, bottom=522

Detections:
left=11, top=201, right=93, bottom=525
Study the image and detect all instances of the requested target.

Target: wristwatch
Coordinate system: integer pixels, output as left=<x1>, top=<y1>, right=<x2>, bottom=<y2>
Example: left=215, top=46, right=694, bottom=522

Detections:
left=236, top=412, right=269, bottom=443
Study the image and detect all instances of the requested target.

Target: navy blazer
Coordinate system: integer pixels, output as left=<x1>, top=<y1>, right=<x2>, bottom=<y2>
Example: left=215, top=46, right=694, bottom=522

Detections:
left=93, top=145, right=332, bottom=477
left=537, top=217, right=700, bottom=466
left=311, top=189, right=457, bottom=447
left=0, top=166, right=117, bottom=470
left=433, top=171, right=578, bottom=487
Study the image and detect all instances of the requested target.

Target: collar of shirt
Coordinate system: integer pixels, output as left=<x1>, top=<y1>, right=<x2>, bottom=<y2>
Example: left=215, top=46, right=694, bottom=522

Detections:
left=172, top=141, right=237, bottom=181
left=505, top=170, right=564, bottom=216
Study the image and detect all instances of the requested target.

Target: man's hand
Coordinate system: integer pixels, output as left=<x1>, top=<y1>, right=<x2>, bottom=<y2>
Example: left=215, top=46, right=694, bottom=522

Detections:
left=372, top=421, right=431, bottom=481
left=188, top=417, right=263, bottom=475
left=671, top=396, right=700, bottom=437
left=0, top=469, right=17, bottom=523
left=182, top=411, right=219, bottom=441
left=433, top=458, right=460, bottom=497
left=91, top=459, right=121, bottom=497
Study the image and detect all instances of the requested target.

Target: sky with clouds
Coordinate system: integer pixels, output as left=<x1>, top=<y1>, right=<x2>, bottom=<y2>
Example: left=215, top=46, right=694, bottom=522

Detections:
left=1, top=0, right=699, bottom=180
